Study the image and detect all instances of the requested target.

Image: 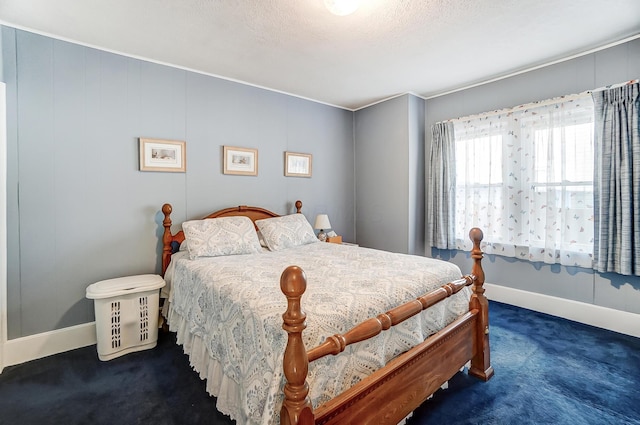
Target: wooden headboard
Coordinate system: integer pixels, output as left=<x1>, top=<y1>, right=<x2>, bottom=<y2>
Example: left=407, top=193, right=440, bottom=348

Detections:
left=161, top=200, right=303, bottom=275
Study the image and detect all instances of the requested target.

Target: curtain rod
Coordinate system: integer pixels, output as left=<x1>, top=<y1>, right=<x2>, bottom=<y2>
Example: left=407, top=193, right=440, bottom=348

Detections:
left=585, top=79, right=638, bottom=94
left=436, top=79, right=638, bottom=125
left=437, top=92, right=589, bottom=124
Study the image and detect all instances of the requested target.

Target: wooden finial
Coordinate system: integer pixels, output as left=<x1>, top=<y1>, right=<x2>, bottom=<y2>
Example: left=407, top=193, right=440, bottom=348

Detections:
left=162, top=203, right=173, bottom=217
left=469, top=227, right=485, bottom=291
left=469, top=227, right=483, bottom=248
left=295, top=200, right=303, bottom=213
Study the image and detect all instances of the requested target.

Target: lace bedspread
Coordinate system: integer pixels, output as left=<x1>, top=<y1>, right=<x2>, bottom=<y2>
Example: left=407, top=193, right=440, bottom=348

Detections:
left=166, top=242, right=470, bottom=425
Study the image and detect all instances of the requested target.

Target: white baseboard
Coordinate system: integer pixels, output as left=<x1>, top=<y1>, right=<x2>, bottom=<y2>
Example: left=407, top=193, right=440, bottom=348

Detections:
left=3, top=322, right=97, bottom=369
left=485, top=283, right=640, bottom=338
left=1, top=286, right=638, bottom=372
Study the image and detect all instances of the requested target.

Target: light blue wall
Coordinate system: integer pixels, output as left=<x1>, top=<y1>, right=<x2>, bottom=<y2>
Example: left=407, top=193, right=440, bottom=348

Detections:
left=1, top=26, right=355, bottom=339
left=425, top=38, right=640, bottom=315
left=354, top=94, right=425, bottom=255
left=407, top=95, right=425, bottom=255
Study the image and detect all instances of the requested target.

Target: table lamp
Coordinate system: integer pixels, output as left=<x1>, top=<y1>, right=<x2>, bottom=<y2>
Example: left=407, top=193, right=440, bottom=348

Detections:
left=314, top=214, right=331, bottom=242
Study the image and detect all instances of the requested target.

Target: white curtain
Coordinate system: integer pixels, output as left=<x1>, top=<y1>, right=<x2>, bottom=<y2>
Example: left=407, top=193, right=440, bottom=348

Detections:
left=452, top=94, right=595, bottom=268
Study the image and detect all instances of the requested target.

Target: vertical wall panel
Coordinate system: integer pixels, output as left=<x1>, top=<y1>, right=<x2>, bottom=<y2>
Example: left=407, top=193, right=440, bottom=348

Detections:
left=2, top=27, right=21, bottom=339
left=16, top=31, right=58, bottom=336
left=407, top=95, right=425, bottom=256
left=51, top=39, right=95, bottom=328
left=355, top=95, right=409, bottom=253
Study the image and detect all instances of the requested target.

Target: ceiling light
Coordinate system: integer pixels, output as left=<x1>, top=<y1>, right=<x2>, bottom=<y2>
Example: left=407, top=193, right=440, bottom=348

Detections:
left=324, top=0, right=360, bottom=16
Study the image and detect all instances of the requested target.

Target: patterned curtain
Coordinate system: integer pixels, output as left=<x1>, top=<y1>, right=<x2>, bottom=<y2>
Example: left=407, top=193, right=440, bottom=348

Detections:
left=592, top=82, right=640, bottom=276
left=426, top=122, right=456, bottom=249
left=451, top=94, right=594, bottom=267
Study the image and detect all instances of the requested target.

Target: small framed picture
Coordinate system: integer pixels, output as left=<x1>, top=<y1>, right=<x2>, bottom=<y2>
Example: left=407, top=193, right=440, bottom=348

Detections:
left=139, top=138, right=186, bottom=172
left=285, top=152, right=312, bottom=178
left=223, top=146, right=258, bottom=176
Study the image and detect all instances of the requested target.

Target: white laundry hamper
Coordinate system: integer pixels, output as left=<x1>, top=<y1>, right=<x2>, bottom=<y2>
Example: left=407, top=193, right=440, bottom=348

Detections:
left=86, top=274, right=165, bottom=361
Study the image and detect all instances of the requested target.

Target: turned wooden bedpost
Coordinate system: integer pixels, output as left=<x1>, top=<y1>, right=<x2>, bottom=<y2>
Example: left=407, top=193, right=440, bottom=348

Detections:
left=468, top=228, right=495, bottom=381
left=280, top=266, right=314, bottom=425
left=161, top=203, right=173, bottom=277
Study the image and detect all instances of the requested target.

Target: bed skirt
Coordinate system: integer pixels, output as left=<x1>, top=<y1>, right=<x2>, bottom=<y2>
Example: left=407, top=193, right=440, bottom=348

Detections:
left=167, top=305, right=254, bottom=423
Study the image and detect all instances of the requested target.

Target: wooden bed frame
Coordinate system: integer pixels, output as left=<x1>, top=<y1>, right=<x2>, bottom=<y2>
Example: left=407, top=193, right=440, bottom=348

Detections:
left=161, top=200, right=493, bottom=425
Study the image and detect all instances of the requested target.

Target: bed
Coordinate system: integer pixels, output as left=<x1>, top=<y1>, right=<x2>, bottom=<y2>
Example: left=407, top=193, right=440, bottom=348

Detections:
left=160, top=200, right=493, bottom=425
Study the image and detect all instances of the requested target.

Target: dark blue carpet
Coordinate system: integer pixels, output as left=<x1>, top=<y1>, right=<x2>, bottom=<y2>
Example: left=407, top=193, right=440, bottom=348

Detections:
left=1, top=301, right=639, bottom=425
left=409, top=302, right=640, bottom=425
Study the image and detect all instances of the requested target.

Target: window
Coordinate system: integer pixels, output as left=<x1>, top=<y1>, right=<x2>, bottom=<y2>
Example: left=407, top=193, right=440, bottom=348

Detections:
left=452, top=94, right=594, bottom=267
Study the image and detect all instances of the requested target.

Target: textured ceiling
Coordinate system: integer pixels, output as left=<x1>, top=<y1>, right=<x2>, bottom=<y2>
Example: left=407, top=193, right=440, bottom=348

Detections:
left=1, top=0, right=639, bottom=110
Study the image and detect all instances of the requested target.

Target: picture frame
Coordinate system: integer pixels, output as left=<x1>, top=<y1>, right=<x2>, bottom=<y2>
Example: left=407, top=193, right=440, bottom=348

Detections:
left=285, top=152, right=312, bottom=178
left=223, top=146, right=258, bottom=176
left=139, top=138, right=186, bottom=172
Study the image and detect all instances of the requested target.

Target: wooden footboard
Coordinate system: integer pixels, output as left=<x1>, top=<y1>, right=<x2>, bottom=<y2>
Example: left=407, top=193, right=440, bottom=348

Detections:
left=280, top=228, right=493, bottom=425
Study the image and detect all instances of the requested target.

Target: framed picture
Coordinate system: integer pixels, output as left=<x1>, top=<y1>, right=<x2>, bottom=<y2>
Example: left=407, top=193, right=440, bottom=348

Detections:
left=139, top=138, right=186, bottom=172
left=285, top=152, right=312, bottom=178
left=223, top=146, right=258, bottom=176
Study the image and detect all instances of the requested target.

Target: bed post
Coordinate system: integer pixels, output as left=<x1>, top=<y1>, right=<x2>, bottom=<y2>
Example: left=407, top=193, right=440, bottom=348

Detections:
left=280, top=266, right=314, bottom=425
left=161, top=203, right=174, bottom=276
left=467, top=228, right=495, bottom=381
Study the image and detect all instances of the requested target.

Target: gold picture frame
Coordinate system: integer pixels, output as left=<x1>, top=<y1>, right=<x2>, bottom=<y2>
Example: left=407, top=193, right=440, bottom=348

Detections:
left=223, top=146, right=258, bottom=176
left=139, top=138, right=186, bottom=172
left=284, top=152, right=312, bottom=178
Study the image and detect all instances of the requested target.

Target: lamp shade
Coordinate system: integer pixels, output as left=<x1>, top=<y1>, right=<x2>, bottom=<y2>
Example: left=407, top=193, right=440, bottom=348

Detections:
left=314, top=214, right=332, bottom=230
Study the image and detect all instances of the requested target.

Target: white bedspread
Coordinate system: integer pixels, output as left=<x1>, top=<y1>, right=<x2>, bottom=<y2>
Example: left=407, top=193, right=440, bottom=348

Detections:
left=166, top=241, right=470, bottom=425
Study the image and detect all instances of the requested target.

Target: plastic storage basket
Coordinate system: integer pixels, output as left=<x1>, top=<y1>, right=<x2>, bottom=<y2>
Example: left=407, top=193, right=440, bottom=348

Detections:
left=86, top=274, right=165, bottom=361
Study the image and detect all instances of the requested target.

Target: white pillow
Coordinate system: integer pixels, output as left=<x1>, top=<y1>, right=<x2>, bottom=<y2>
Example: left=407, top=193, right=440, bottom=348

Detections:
left=178, top=239, right=189, bottom=251
left=257, top=230, right=269, bottom=248
left=182, top=216, right=262, bottom=259
left=255, top=214, right=318, bottom=251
